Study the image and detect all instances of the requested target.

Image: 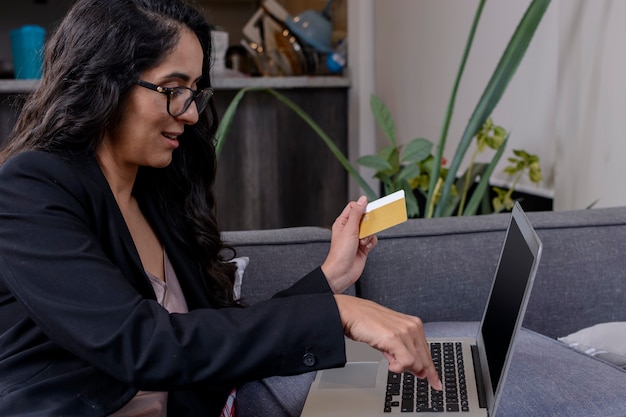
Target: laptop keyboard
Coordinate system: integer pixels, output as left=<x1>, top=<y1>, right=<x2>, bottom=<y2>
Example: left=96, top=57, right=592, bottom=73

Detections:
left=384, top=342, right=470, bottom=413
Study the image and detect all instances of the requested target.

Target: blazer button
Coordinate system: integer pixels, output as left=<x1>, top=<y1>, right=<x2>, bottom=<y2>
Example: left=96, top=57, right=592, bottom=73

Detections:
left=303, top=352, right=317, bottom=367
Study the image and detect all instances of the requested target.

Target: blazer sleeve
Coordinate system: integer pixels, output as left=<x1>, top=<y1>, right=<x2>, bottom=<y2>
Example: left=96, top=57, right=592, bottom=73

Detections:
left=0, top=152, right=346, bottom=390
left=272, top=267, right=333, bottom=299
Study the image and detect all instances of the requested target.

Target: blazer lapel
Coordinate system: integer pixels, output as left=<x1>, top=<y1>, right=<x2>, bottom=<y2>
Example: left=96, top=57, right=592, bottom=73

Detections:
left=137, top=196, right=214, bottom=310
left=70, top=157, right=155, bottom=298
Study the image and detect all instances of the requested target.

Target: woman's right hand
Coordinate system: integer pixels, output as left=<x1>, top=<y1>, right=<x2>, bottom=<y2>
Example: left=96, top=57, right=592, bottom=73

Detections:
left=333, top=294, right=443, bottom=391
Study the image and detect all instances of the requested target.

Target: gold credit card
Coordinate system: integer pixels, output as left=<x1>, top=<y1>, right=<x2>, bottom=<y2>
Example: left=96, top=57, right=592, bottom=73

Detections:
left=359, top=190, right=408, bottom=238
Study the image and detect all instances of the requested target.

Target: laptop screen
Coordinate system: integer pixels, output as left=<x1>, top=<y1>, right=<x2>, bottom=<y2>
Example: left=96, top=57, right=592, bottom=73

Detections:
left=480, top=214, right=537, bottom=390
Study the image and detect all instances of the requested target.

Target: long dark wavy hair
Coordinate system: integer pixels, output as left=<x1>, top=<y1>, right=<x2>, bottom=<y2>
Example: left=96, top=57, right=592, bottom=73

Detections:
left=0, top=0, right=241, bottom=308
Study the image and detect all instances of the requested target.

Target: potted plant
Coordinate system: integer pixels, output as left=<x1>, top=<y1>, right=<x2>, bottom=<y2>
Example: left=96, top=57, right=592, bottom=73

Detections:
left=215, top=0, right=551, bottom=218
left=358, top=95, right=543, bottom=218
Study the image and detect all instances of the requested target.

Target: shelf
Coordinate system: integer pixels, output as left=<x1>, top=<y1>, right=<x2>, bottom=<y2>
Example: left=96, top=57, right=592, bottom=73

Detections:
left=213, top=75, right=351, bottom=89
left=0, top=79, right=37, bottom=93
left=0, top=76, right=350, bottom=94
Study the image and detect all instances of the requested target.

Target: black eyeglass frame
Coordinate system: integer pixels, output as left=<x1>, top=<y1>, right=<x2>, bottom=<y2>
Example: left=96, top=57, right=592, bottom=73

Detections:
left=135, top=79, right=214, bottom=117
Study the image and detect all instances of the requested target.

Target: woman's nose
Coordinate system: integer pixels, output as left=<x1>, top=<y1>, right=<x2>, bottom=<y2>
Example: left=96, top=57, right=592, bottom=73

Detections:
left=176, top=102, right=200, bottom=125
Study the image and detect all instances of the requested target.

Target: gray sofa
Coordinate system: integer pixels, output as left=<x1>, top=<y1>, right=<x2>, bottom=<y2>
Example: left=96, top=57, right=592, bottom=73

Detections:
left=224, top=206, right=626, bottom=417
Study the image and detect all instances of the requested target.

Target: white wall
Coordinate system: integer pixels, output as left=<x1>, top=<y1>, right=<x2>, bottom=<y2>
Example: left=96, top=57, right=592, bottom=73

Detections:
left=554, top=1, right=626, bottom=210
left=363, top=0, right=558, bottom=199
left=350, top=0, right=626, bottom=211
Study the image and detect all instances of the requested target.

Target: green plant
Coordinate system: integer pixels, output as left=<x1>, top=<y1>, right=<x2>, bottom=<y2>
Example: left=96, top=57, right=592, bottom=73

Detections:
left=354, top=95, right=434, bottom=217
left=493, top=149, right=544, bottom=212
left=359, top=96, right=543, bottom=218
left=457, top=117, right=507, bottom=215
left=426, top=0, right=551, bottom=218
left=215, top=0, right=551, bottom=218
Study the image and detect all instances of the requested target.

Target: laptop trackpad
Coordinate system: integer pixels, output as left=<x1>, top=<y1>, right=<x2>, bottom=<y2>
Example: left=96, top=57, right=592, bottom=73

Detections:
left=318, top=362, right=379, bottom=389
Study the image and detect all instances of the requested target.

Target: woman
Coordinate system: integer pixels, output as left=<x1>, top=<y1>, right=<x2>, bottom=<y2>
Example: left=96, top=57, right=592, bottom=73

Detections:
left=0, top=0, right=441, bottom=415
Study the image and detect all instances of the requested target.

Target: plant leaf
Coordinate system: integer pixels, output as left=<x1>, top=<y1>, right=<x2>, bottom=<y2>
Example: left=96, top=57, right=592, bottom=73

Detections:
left=357, top=155, right=393, bottom=172
left=215, top=87, right=258, bottom=157
left=379, top=145, right=400, bottom=172
left=441, top=193, right=461, bottom=218
left=433, top=0, right=551, bottom=217
left=401, top=181, right=420, bottom=217
left=454, top=162, right=488, bottom=195
left=397, top=163, right=422, bottom=183
left=401, top=138, right=434, bottom=164
left=425, top=0, right=487, bottom=218
left=370, top=95, right=397, bottom=147
left=463, top=136, right=509, bottom=216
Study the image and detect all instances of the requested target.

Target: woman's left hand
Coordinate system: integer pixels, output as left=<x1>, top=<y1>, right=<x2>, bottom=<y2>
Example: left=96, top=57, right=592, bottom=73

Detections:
left=321, top=196, right=378, bottom=293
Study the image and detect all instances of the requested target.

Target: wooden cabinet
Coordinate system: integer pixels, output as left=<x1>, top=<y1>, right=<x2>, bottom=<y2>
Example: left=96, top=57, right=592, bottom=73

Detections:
left=212, top=77, right=349, bottom=231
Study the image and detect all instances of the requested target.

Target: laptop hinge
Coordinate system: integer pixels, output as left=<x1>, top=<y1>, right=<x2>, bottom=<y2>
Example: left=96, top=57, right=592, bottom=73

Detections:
left=471, top=344, right=487, bottom=409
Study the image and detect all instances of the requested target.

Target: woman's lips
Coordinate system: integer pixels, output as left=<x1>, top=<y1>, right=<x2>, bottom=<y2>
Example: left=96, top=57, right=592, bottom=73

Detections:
left=162, top=132, right=180, bottom=148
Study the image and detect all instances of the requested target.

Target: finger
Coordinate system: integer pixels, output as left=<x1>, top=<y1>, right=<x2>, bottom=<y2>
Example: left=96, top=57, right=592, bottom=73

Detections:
left=334, top=200, right=354, bottom=228
left=391, top=320, right=442, bottom=390
left=413, top=360, right=443, bottom=391
left=385, top=345, right=442, bottom=391
left=359, top=235, right=378, bottom=251
left=410, top=328, right=443, bottom=391
left=426, top=367, right=443, bottom=391
left=393, top=349, right=442, bottom=391
left=382, top=331, right=418, bottom=374
left=346, top=195, right=367, bottom=229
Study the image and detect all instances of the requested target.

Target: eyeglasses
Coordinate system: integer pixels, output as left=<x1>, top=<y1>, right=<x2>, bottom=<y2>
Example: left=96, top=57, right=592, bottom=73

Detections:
left=136, top=80, right=214, bottom=117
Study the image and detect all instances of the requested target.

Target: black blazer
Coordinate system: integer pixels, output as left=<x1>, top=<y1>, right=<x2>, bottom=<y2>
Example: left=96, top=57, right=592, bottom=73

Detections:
left=0, top=151, right=346, bottom=416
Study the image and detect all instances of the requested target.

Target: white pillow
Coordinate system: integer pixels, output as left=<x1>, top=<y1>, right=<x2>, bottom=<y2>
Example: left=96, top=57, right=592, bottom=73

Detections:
left=558, top=322, right=626, bottom=369
left=230, top=256, right=249, bottom=301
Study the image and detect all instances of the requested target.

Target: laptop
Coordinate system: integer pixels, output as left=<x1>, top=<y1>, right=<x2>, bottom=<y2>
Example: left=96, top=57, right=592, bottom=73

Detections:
left=301, top=202, right=543, bottom=417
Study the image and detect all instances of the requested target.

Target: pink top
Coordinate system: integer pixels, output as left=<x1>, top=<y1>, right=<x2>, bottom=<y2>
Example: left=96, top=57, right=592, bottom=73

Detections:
left=110, top=251, right=188, bottom=417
